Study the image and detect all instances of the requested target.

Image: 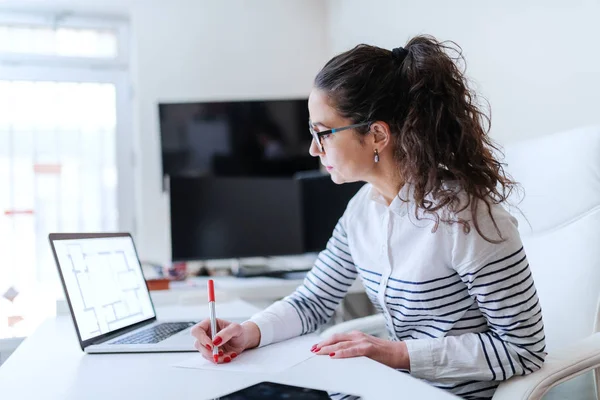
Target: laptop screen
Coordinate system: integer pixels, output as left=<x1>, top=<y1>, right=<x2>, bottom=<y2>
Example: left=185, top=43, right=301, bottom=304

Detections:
left=52, top=235, right=156, bottom=342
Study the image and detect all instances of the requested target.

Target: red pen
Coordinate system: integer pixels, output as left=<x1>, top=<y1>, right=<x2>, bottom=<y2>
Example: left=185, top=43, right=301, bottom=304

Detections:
left=208, top=279, right=219, bottom=363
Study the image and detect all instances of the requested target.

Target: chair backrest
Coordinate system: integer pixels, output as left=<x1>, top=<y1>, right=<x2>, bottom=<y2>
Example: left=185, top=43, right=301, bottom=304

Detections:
left=503, top=125, right=600, bottom=353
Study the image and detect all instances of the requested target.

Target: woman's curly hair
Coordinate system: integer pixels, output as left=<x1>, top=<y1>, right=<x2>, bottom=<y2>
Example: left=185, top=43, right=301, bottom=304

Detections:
left=314, top=35, right=518, bottom=243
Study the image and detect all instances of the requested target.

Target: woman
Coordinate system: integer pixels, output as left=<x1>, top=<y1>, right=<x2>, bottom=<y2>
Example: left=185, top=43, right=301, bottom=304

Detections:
left=191, top=35, right=546, bottom=399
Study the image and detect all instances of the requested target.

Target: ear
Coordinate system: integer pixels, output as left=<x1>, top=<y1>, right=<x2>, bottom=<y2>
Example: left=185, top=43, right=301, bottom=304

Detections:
left=369, top=121, right=392, bottom=152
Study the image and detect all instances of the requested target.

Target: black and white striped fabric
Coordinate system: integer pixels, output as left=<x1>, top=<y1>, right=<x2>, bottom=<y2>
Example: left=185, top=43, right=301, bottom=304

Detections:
left=250, top=184, right=546, bottom=399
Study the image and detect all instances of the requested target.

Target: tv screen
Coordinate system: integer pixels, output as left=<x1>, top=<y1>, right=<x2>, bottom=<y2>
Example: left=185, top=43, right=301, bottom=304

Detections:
left=169, top=173, right=364, bottom=262
left=170, top=176, right=304, bottom=261
left=158, top=99, right=319, bottom=179
left=295, top=172, right=365, bottom=253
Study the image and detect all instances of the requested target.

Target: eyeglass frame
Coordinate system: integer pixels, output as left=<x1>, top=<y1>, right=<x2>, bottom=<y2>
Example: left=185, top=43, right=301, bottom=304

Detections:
left=308, top=120, right=372, bottom=152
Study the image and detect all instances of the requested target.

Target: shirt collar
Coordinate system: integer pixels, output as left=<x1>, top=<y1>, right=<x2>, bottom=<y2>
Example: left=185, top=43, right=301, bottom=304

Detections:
left=368, top=184, right=411, bottom=217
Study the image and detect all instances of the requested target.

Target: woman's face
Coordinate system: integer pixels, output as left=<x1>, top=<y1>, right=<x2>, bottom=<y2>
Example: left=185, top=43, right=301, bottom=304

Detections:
left=308, top=89, right=375, bottom=184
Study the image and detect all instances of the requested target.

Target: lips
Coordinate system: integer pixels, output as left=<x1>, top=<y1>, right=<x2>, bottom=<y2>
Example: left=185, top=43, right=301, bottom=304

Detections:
left=326, top=166, right=333, bottom=171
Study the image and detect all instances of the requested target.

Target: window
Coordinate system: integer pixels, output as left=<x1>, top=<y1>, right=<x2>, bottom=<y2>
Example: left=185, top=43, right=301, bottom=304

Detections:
left=0, top=25, right=118, bottom=58
left=0, top=13, right=133, bottom=339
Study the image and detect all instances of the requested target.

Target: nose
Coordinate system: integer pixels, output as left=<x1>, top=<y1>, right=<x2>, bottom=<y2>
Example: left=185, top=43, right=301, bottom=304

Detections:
left=308, top=138, right=323, bottom=157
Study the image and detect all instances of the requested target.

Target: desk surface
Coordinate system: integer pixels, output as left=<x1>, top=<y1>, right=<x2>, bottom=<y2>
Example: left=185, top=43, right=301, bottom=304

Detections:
left=171, top=275, right=365, bottom=300
left=145, top=275, right=366, bottom=311
left=0, top=300, right=456, bottom=400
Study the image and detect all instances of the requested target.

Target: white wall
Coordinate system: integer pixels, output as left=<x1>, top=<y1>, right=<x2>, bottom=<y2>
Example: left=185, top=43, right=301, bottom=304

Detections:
left=0, top=0, right=330, bottom=264
left=327, top=0, right=600, bottom=144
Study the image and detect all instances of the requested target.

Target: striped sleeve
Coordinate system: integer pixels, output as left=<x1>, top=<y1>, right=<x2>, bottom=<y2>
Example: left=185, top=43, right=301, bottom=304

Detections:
left=248, top=216, right=358, bottom=347
left=404, top=213, right=547, bottom=382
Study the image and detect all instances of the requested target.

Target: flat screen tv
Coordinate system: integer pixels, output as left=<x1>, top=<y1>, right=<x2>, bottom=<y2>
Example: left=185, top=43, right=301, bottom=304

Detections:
left=158, top=98, right=319, bottom=180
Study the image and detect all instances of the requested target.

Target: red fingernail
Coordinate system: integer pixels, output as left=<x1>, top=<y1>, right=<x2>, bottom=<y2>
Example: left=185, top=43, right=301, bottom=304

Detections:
left=231, top=353, right=237, bottom=359
left=213, top=355, right=218, bottom=363
left=314, top=347, right=320, bottom=352
left=311, top=344, right=317, bottom=350
left=205, top=344, right=211, bottom=351
left=218, top=350, right=224, bottom=356
left=213, top=337, right=222, bottom=346
left=329, top=352, right=335, bottom=357
left=224, top=356, right=231, bottom=363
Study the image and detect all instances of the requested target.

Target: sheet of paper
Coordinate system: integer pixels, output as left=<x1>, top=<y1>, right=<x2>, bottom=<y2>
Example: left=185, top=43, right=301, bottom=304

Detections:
left=172, top=334, right=319, bottom=373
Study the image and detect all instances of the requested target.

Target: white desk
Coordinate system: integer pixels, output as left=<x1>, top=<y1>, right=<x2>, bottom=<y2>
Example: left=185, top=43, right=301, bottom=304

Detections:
left=150, top=275, right=366, bottom=307
left=0, top=300, right=457, bottom=400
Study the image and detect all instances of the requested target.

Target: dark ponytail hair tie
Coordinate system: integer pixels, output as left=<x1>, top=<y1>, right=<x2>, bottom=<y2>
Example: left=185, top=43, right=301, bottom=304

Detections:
left=391, top=47, right=409, bottom=64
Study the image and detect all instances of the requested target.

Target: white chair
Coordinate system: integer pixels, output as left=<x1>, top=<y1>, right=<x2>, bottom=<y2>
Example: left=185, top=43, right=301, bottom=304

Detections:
left=321, top=126, right=600, bottom=400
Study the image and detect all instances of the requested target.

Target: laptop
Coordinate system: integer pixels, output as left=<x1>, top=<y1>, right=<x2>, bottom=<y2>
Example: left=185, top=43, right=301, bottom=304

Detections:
left=49, top=232, right=198, bottom=353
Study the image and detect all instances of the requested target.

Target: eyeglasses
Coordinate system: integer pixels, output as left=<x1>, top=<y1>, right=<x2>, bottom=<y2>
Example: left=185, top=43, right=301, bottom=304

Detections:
left=308, top=120, right=371, bottom=152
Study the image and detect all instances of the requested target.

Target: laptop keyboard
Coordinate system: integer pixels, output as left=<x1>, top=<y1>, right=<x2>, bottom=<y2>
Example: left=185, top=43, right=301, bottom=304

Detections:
left=111, top=322, right=196, bottom=345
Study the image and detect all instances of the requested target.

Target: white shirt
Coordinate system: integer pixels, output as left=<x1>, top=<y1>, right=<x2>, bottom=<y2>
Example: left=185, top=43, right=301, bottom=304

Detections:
left=249, top=183, right=546, bottom=399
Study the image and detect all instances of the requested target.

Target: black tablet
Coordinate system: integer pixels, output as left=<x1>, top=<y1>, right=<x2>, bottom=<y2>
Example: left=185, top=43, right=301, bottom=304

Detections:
left=214, top=381, right=360, bottom=399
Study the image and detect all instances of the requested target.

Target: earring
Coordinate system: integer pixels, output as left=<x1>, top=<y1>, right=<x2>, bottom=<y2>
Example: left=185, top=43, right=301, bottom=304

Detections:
left=374, top=149, right=380, bottom=163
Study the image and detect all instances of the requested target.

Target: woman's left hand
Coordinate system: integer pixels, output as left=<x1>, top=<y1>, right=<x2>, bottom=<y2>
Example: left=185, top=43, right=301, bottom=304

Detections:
left=310, top=330, right=410, bottom=370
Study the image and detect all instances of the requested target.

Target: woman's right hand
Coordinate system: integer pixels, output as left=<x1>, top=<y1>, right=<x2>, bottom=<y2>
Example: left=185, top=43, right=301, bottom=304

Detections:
left=190, top=318, right=261, bottom=363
